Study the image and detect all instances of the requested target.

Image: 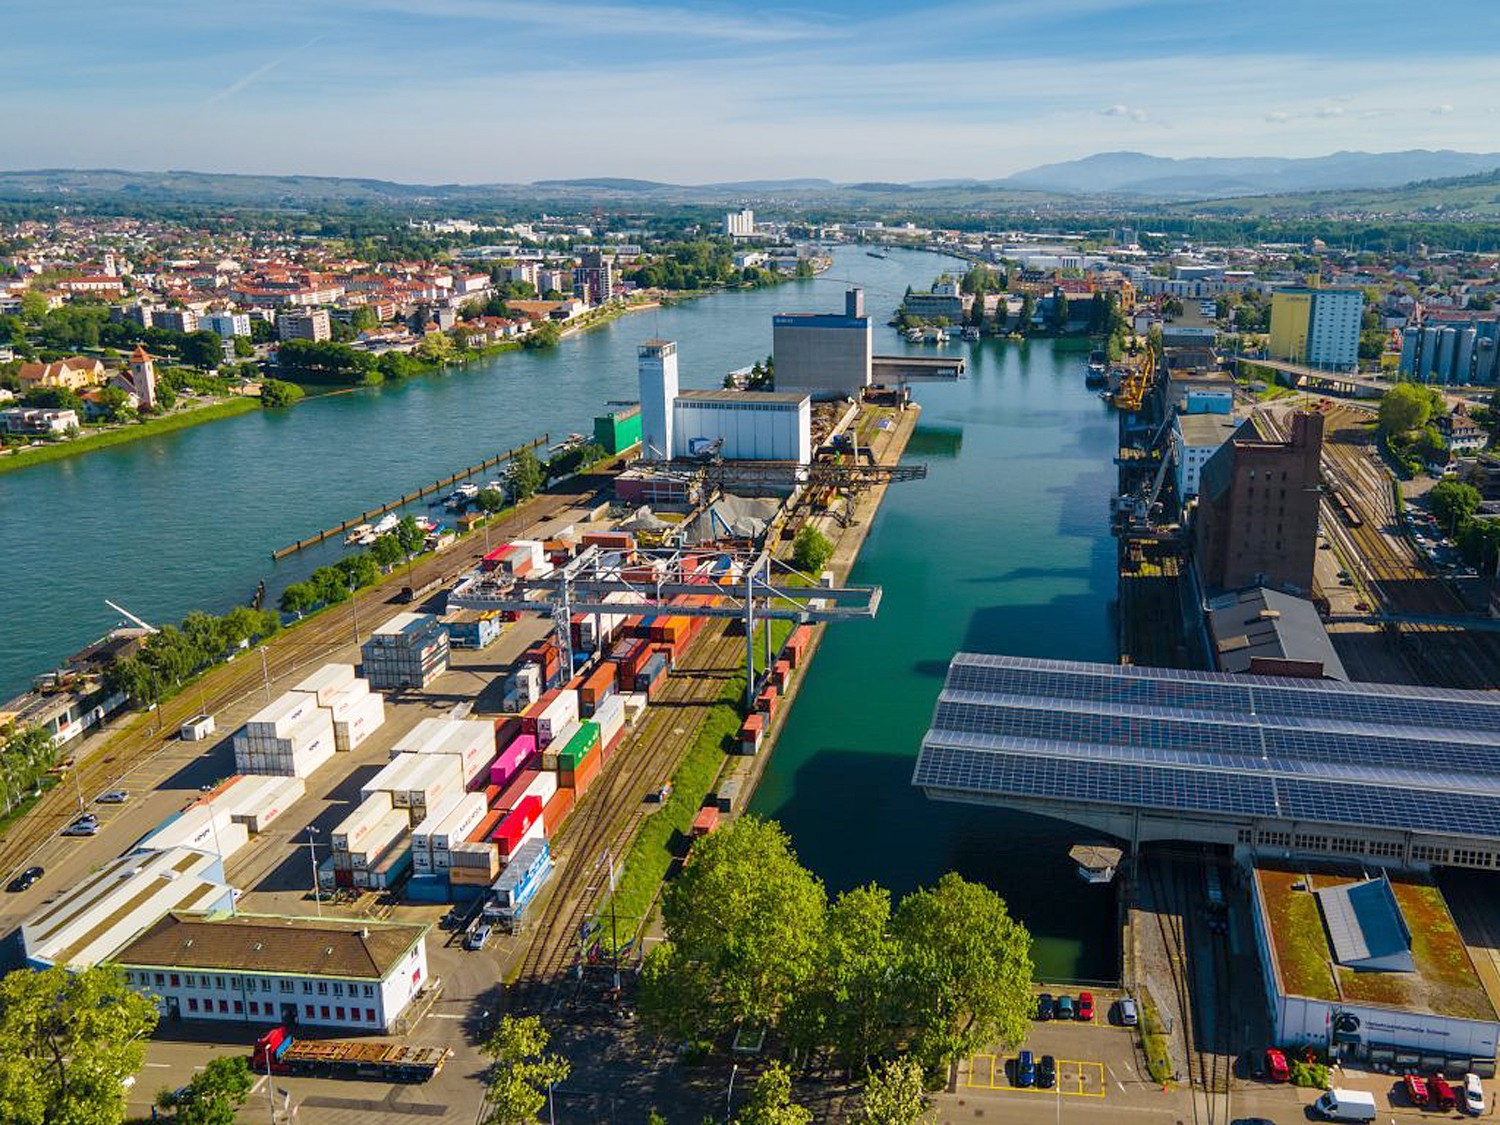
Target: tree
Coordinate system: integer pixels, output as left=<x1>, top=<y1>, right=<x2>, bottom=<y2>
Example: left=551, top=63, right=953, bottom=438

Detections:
left=93, top=384, right=133, bottom=422
left=23, top=386, right=81, bottom=411
left=1430, top=479, right=1482, bottom=533
left=735, top=1063, right=811, bottom=1125
left=0, top=963, right=158, bottom=1125
left=259, top=378, right=304, bottom=408
left=337, top=552, right=381, bottom=589
left=278, top=582, right=317, bottom=617
left=1049, top=292, right=1070, bottom=332
left=370, top=533, right=404, bottom=569
left=792, top=525, right=834, bottom=575
left=310, top=566, right=351, bottom=605
left=476, top=488, right=507, bottom=513
left=1017, top=293, right=1036, bottom=333
left=646, top=818, right=827, bottom=1035
left=415, top=332, right=456, bottom=364
left=1379, top=382, right=1434, bottom=435
left=480, top=1015, right=570, bottom=1125
left=523, top=321, right=561, bottom=349
left=19, top=291, right=48, bottom=323
left=396, top=515, right=426, bottom=555
left=855, top=1058, right=931, bottom=1125
left=157, top=1056, right=253, bottom=1125
left=179, top=330, right=224, bottom=370
left=892, top=873, right=1034, bottom=1075
left=510, top=449, right=544, bottom=501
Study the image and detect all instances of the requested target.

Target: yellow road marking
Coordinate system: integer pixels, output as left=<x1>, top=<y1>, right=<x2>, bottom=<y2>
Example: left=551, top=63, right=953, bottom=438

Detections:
left=961, top=1057, right=1106, bottom=1097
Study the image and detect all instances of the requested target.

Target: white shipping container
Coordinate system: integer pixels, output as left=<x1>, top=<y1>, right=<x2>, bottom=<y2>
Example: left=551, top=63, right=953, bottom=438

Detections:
left=594, top=694, right=625, bottom=748
left=542, top=719, right=581, bottom=770
left=402, top=753, right=464, bottom=811
left=347, top=810, right=408, bottom=868
left=237, top=706, right=336, bottom=756
left=331, top=792, right=394, bottom=852
left=413, top=848, right=434, bottom=875
left=622, top=692, right=648, bottom=722
left=229, top=776, right=307, bottom=833
left=360, top=753, right=426, bottom=803
left=320, top=676, right=371, bottom=723
left=243, top=691, right=321, bottom=740
left=535, top=691, right=579, bottom=746
left=293, top=663, right=358, bottom=706
left=430, top=793, right=488, bottom=850
left=411, top=793, right=464, bottom=851
left=522, top=770, right=559, bottom=808
left=391, top=717, right=458, bottom=757
left=334, top=691, right=385, bottom=752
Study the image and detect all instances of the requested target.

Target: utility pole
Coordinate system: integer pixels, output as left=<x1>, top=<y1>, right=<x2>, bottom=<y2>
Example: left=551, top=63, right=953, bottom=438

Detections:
left=305, top=827, right=322, bottom=917
left=349, top=579, right=361, bottom=647
left=260, top=647, right=272, bottom=703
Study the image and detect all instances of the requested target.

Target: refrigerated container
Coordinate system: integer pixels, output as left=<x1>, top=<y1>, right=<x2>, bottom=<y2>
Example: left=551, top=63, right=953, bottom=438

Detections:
left=490, top=733, right=536, bottom=788
left=293, top=662, right=357, bottom=706
left=331, top=793, right=394, bottom=852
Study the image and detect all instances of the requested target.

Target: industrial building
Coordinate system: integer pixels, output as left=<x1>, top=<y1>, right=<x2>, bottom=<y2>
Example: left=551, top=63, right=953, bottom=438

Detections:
left=912, top=653, right=1500, bottom=870
left=1252, top=864, right=1499, bottom=1066
left=114, top=912, right=431, bottom=1033
left=1268, top=287, right=1364, bottom=371
left=1205, top=586, right=1347, bottom=680
left=20, top=847, right=235, bottom=970
left=1194, top=410, right=1323, bottom=594
left=772, top=288, right=873, bottom=400
left=636, top=339, right=812, bottom=464
left=1172, top=411, right=1239, bottom=498
left=1400, top=310, right=1500, bottom=384
left=593, top=404, right=641, bottom=454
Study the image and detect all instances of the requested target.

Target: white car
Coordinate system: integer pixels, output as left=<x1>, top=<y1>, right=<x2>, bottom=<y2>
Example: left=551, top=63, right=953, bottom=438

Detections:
left=1465, top=1073, right=1484, bottom=1115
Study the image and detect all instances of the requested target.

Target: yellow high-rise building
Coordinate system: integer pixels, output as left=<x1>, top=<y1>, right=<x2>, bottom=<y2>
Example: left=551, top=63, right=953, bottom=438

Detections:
left=1269, top=290, right=1314, bottom=362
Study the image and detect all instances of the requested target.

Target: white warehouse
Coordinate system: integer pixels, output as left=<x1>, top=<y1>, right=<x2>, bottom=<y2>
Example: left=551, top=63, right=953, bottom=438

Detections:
left=672, top=390, right=811, bottom=463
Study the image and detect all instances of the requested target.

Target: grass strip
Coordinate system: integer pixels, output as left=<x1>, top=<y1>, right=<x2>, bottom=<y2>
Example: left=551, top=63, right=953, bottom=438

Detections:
left=1137, top=992, right=1175, bottom=1085
left=0, top=397, right=259, bottom=475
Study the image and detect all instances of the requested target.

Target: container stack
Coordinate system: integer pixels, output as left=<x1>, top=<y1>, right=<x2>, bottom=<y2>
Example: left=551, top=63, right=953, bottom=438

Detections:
left=135, top=802, right=249, bottom=860
left=482, top=838, right=552, bottom=926
left=439, top=607, right=503, bottom=650
left=330, top=794, right=410, bottom=889
left=360, top=613, right=450, bottom=691
left=391, top=718, right=497, bottom=790
left=219, top=774, right=307, bottom=833
left=521, top=687, right=579, bottom=749
left=294, top=664, right=389, bottom=752
left=233, top=691, right=337, bottom=778
left=413, top=792, right=487, bottom=876
left=578, top=661, right=617, bottom=717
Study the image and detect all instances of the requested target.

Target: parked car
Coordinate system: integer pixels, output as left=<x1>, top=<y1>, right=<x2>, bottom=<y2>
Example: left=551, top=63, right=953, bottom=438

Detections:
left=1265, top=1048, right=1290, bottom=1083
left=1055, top=995, right=1075, bottom=1021
left=464, top=924, right=491, bottom=951
left=1465, top=1073, right=1484, bottom=1115
left=95, top=790, right=129, bottom=804
left=1015, top=1050, right=1035, bottom=1088
left=1405, top=1074, right=1430, bottom=1106
left=1036, top=993, right=1053, bottom=1021
left=1038, top=1055, right=1056, bottom=1089
left=1432, top=1076, right=1457, bottom=1110
left=6, top=866, right=43, bottom=892
left=1116, top=997, right=1139, bottom=1026
left=60, top=819, right=98, bottom=837
left=1077, top=991, right=1095, bottom=1021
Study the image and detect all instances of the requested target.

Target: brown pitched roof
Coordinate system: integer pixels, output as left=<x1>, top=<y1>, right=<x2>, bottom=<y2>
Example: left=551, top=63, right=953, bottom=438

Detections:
left=113, top=912, right=428, bottom=981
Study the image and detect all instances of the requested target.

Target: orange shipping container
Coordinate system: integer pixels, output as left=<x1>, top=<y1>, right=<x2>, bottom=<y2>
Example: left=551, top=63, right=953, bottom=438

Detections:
left=543, top=786, right=574, bottom=835
left=469, top=809, right=504, bottom=843
left=561, top=746, right=602, bottom=795
left=691, top=805, right=720, bottom=837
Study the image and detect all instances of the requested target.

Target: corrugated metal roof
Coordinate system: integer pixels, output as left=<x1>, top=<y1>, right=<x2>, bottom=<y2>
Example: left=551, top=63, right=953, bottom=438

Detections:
left=1314, top=876, right=1414, bottom=971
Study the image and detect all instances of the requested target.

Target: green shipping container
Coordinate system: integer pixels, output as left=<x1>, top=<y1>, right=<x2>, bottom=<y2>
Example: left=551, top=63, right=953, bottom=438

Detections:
left=556, top=721, right=601, bottom=770
left=594, top=407, right=642, bottom=455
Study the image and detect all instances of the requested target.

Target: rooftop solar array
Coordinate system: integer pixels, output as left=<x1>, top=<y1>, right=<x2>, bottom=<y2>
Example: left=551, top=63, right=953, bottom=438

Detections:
left=914, top=654, right=1500, bottom=843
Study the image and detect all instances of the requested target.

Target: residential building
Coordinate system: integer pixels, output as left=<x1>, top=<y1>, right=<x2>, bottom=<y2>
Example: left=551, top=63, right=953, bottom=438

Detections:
left=17, top=356, right=104, bottom=392
left=903, top=278, right=966, bottom=322
left=1268, top=288, right=1363, bottom=371
left=114, top=912, right=430, bottom=1033
left=1173, top=411, right=1239, bottom=498
left=0, top=406, right=80, bottom=435
left=277, top=308, right=331, bottom=342
left=1195, top=410, right=1324, bottom=593
left=1440, top=404, right=1488, bottom=453
left=724, top=209, right=755, bottom=238
left=153, top=307, right=200, bottom=334
left=200, top=311, right=252, bottom=338
left=772, top=288, right=873, bottom=400
left=572, top=251, right=614, bottom=307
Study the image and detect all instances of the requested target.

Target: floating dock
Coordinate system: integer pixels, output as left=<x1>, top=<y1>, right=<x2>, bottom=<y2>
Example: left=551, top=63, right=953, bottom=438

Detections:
left=271, top=435, right=550, bottom=561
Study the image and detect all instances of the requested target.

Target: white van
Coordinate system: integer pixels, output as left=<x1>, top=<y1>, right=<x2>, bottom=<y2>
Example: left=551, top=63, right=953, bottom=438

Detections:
left=1314, top=1089, right=1378, bottom=1122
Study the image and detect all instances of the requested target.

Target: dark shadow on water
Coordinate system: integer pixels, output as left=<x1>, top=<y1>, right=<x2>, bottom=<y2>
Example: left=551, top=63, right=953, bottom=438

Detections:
left=768, top=747, right=1117, bottom=982
left=906, top=425, right=964, bottom=459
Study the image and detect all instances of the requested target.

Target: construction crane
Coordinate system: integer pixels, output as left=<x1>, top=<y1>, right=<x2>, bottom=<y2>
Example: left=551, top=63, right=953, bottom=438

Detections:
left=104, top=599, right=158, bottom=634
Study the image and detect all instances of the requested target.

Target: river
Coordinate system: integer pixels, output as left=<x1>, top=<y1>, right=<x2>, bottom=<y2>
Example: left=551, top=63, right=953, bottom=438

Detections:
left=0, top=248, right=1119, bottom=978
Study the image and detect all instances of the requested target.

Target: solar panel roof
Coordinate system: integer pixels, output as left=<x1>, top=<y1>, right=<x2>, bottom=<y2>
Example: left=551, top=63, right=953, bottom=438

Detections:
left=914, top=654, right=1500, bottom=844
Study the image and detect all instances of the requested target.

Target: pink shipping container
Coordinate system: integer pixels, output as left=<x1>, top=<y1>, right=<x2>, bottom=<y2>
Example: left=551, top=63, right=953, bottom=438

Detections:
left=489, top=733, right=537, bottom=788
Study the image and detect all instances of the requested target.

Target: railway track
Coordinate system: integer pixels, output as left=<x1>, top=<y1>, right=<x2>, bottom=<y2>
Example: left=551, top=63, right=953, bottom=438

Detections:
left=507, top=625, right=745, bottom=1012
left=0, top=477, right=608, bottom=881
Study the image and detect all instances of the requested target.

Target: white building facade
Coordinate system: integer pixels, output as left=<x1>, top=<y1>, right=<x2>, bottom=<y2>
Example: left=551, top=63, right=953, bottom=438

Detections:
left=672, top=390, right=812, bottom=463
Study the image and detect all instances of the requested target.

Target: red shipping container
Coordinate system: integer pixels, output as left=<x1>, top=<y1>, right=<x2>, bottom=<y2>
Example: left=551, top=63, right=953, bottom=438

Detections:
left=542, top=787, right=574, bottom=835
left=580, top=662, right=618, bottom=711
left=479, top=545, right=514, bottom=573
left=756, top=686, right=778, bottom=714
left=561, top=746, right=602, bottom=794
left=691, top=806, right=720, bottom=837
left=773, top=660, right=793, bottom=690
left=333, top=867, right=355, bottom=888
left=521, top=688, right=560, bottom=735
left=786, top=625, right=813, bottom=667
left=582, top=531, right=634, bottom=551
left=495, top=768, right=541, bottom=814
left=491, top=795, right=543, bottom=856
left=493, top=717, right=521, bottom=753
left=469, top=809, right=503, bottom=844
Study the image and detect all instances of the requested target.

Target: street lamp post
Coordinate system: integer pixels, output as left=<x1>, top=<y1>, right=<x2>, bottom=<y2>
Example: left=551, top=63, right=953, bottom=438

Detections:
left=726, top=1063, right=739, bottom=1124
left=305, top=827, right=322, bottom=917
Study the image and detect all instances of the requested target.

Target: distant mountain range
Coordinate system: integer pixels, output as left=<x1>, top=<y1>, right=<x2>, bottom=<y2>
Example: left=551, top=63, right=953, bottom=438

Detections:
left=997, top=149, right=1500, bottom=198
left=2, top=149, right=1499, bottom=212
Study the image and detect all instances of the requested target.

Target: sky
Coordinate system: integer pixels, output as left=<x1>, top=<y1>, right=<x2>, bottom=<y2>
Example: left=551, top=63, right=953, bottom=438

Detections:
left=6, top=0, right=1500, bottom=184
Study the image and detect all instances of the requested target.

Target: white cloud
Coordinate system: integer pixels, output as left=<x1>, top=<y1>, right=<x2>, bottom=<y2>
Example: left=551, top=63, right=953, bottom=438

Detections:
left=1433, top=103, right=1455, bottom=114
left=1266, top=111, right=1291, bottom=123
left=1102, top=104, right=1129, bottom=116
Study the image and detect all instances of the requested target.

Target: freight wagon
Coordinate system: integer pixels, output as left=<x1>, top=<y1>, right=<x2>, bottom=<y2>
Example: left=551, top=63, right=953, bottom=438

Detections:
left=251, top=1027, right=450, bottom=1083
left=482, top=838, right=552, bottom=930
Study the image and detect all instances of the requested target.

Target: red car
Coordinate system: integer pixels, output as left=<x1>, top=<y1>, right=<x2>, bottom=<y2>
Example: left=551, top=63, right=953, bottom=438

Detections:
left=1431, top=1076, right=1457, bottom=1110
left=1266, top=1048, right=1290, bottom=1083
left=1406, top=1075, right=1431, bottom=1106
left=1077, top=991, right=1095, bottom=1022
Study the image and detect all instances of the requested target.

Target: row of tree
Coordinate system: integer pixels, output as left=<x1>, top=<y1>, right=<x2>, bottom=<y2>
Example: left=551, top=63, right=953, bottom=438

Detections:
left=104, top=605, right=281, bottom=709
left=638, top=818, right=1034, bottom=1079
left=1377, top=382, right=1450, bottom=476
left=279, top=516, right=428, bottom=616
